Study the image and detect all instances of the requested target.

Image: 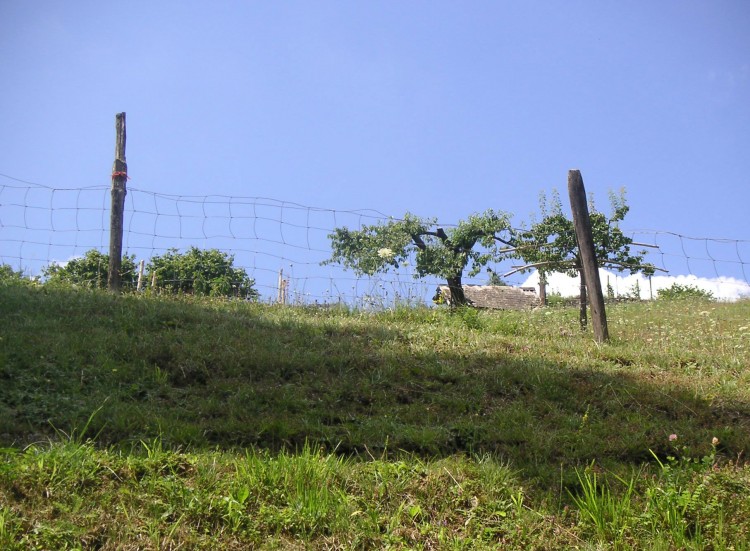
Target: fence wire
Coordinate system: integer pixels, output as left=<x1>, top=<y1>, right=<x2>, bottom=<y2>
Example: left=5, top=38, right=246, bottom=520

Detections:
left=2, top=174, right=749, bottom=304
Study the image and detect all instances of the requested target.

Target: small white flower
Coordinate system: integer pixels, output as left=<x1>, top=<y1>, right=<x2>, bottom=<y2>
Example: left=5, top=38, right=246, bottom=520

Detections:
left=377, top=248, right=395, bottom=260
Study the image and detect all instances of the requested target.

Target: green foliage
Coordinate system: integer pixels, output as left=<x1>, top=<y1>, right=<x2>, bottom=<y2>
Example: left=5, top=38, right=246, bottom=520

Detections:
left=622, top=280, right=643, bottom=301
left=451, top=305, right=484, bottom=330
left=0, top=265, right=33, bottom=286
left=487, top=271, right=508, bottom=286
left=545, top=291, right=567, bottom=307
left=0, top=265, right=20, bottom=281
left=325, top=210, right=513, bottom=304
left=657, top=283, right=715, bottom=302
left=42, top=249, right=137, bottom=289
left=568, top=462, right=637, bottom=544
left=515, top=189, right=654, bottom=280
left=606, top=279, right=616, bottom=300
left=148, top=246, right=258, bottom=299
left=642, top=440, right=740, bottom=547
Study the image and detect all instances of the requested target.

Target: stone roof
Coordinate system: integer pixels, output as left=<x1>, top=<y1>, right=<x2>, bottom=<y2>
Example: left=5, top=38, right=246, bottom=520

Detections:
left=436, top=284, right=539, bottom=310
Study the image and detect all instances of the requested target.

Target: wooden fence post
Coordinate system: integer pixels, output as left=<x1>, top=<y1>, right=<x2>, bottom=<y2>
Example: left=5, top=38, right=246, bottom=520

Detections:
left=136, top=260, right=145, bottom=291
left=568, top=170, right=609, bottom=342
left=108, top=113, right=127, bottom=292
left=578, top=266, right=588, bottom=330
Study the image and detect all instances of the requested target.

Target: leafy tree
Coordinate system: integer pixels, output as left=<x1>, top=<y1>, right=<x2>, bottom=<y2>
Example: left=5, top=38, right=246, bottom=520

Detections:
left=513, top=189, right=653, bottom=327
left=657, top=283, right=714, bottom=301
left=148, top=246, right=258, bottom=299
left=325, top=210, right=513, bottom=306
left=42, top=249, right=138, bottom=289
left=0, top=264, right=34, bottom=286
left=487, top=270, right=508, bottom=286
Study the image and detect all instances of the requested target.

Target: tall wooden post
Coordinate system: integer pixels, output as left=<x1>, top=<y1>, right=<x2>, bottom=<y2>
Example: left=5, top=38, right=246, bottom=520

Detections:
left=578, top=265, right=588, bottom=330
left=278, top=269, right=286, bottom=305
left=108, top=113, right=127, bottom=292
left=568, top=170, right=609, bottom=342
left=136, top=260, right=145, bottom=291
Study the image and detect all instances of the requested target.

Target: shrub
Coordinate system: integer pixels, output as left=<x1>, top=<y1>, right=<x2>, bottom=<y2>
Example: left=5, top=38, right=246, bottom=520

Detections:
left=0, top=264, right=34, bottom=286
left=656, top=283, right=714, bottom=302
left=147, top=247, right=258, bottom=299
left=42, top=250, right=138, bottom=289
left=545, top=292, right=567, bottom=307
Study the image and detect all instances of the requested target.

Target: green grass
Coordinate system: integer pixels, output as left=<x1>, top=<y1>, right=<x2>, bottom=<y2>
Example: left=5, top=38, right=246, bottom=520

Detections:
left=1, top=282, right=750, bottom=548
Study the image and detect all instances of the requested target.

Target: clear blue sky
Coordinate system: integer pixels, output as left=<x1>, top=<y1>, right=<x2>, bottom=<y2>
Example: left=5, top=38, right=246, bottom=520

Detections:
left=1, top=1, right=749, bottom=299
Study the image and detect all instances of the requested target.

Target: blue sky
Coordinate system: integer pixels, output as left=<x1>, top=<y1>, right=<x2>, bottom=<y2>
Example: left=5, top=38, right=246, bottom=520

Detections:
left=1, top=1, right=749, bottom=300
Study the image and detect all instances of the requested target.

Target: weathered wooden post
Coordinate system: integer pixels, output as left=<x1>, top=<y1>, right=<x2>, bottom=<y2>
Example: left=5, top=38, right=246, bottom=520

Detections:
left=136, top=259, right=145, bottom=291
left=108, top=112, right=127, bottom=292
left=278, top=269, right=287, bottom=305
left=578, top=265, right=588, bottom=329
left=568, top=170, right=609, bottom=342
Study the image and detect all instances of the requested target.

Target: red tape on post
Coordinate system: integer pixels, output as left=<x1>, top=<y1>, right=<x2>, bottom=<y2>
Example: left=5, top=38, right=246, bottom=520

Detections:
left=112, top=171, right=130, bottom=180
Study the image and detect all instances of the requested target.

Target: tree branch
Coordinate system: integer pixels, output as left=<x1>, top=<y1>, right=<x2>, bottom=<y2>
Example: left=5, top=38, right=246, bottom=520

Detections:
left=599, top=260, right=667, bottom=273
left=503, top=261, right=572, bottom=277
left=410, top=233, right=427, bottom=251
left=504, top=259, right=667, bottom=278
left=490, top=235, right=515, bottom=246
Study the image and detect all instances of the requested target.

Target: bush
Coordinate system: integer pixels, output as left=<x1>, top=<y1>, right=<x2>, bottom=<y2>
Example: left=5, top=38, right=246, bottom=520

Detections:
left=545, top=292, right=567, bottom=307
left=656, top=283, right=714, bottom=301
left=148, top=247, right=258, bottom=299
left=42, top=250, right=138, bottom=289
left=0, top=264, right=34, bottom=286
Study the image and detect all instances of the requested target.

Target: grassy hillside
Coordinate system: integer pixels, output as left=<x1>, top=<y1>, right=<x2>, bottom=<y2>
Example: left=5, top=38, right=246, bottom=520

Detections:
left=1, top=282, right=750, bottom=548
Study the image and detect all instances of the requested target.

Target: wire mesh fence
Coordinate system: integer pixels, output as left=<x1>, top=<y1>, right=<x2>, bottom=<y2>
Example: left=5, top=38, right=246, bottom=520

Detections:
left=2, top=173, right=749, bottom=305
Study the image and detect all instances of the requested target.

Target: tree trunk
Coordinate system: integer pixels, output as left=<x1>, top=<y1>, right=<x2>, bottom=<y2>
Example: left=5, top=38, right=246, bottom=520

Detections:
left=447, top=276, right=467, bottom=307
left=539, top=272, right=548, bottom=306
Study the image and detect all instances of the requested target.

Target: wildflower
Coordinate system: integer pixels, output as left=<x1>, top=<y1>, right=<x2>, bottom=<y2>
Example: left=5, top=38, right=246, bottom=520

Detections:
left=669, top=433, right=678, bottom=442
left=712, top=436, right=720, bottom=446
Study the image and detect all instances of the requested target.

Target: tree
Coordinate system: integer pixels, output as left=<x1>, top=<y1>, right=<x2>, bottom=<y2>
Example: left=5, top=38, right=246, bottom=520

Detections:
left=0, top=264, right=34, bottom=286
left=43, top=249, right=138, bottom=289
left=512, top=189, right=653, bottom=327
left=325, top=210, right=513, bottom=306
left=486, top=269, right=508, bottom=286
left=147, top=246, right=258, bottom=299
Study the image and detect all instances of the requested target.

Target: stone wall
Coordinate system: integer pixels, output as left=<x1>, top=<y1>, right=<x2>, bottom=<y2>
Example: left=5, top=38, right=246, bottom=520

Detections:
left=436, top=285, right=540, bottom=310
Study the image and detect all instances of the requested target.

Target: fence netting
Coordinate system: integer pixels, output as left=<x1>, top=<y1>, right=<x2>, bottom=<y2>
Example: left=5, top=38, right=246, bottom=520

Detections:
left=2, top=175, right=749, bottom=304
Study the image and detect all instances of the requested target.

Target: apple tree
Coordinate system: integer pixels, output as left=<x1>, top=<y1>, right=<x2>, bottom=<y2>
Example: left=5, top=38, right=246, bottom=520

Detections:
left=325, top=210, right=514, bottom=306
left=512, top=189, right=654, bottom=327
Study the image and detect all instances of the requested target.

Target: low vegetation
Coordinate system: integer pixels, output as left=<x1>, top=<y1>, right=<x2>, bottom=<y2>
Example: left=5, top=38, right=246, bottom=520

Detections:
left=657, top=282, right=716, bottom=302
left=39, top=247, right=259, bottom=299
left=1, top=280, right=749, bottom=549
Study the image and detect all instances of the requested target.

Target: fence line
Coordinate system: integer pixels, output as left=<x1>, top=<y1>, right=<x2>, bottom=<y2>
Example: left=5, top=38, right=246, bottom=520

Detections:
left=2, top=173, right=749, bottom=304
